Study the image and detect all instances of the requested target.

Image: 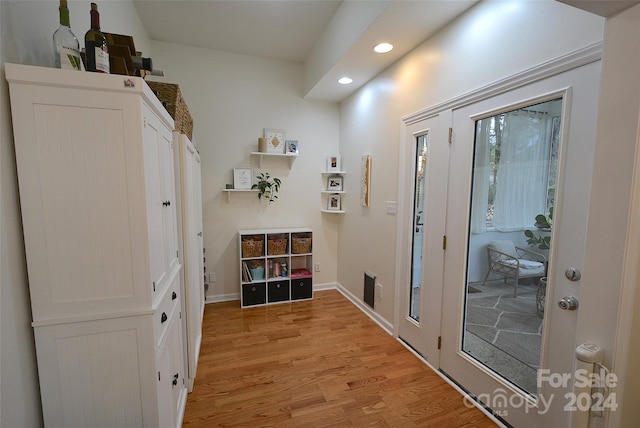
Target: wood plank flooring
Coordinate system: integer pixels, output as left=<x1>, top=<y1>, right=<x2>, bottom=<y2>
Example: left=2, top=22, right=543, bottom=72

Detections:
left=182, top=289, right=497, bottom=427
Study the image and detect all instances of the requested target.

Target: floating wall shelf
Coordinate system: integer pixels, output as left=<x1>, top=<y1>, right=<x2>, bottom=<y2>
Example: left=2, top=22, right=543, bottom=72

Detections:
left=222, top=188, right=258, bottom=202
left=251, top=152, right=298, bottom=168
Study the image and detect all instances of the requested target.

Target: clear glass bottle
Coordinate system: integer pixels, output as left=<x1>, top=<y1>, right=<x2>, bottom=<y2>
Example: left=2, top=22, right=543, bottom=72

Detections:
left=84, top=2, right=109, bottom=73
left=53, top=0, right=81, bottom=70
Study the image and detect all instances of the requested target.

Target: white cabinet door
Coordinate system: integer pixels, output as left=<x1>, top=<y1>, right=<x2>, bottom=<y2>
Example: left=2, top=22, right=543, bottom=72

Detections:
left=159, top=123, right=179, bottom=279
left=143, top=104, right=179, bottom=297
left=143, top=111, right=165, bottom=296
left=156, top=300, right=187, bottom=428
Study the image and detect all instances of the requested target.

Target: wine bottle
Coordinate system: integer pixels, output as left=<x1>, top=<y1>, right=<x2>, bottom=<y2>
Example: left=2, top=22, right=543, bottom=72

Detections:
left=84, top=3, right=109, bottom=73
left=53, top=0, right=81, bottom=70
left=131, top=55, right=153, bottom=72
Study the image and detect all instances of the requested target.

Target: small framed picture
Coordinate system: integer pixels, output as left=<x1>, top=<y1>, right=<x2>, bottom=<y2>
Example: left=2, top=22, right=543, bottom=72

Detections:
left=328, top=194, right=341, bottom=211
left=327, top=155, right=341, bottom=172
left=264, top=128, right=286, bottom=154
left=327, top=176, right=343, bottom=191
left=286, top=140, right=299, bottom=155
left=233, top=167, right=253, bottom=189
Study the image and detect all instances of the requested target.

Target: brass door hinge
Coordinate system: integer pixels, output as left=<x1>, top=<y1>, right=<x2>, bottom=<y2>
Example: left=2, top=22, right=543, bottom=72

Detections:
left=448, top=127, right=453, bottom=145
left=442, top=235, right=447, bottom=250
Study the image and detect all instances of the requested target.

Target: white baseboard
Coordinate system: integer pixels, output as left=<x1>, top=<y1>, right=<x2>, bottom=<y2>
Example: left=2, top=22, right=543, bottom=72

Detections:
left=335, top=282, right=394, bottom=335
left=313, top=282, right=337, bottom=291
left=205, top=293, right=239, bottom=304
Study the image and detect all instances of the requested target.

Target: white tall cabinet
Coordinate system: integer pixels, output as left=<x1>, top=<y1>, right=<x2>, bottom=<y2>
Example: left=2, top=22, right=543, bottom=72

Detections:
left=6, top=64, right=187, bottom=427
left=173, top=132, right=204, bottom=392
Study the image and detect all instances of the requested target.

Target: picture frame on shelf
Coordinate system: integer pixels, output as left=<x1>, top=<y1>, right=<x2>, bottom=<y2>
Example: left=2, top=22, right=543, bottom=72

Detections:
left=286, top=140, right=299, bottom=155
left=327, top=176, right=343, bottom=191
left=327, top=155, right=341, bottom=172
left=233, top=167, right=253, bottom=189
left=328, top=194, right=341, bottom=211
left=264, top=128, right=286, bottom=154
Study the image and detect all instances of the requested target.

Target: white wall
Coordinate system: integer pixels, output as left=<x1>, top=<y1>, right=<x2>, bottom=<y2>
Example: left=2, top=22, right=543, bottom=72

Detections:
left=584, top=3, right=640, bottom=427
left=337, top=0, right=604, bottom=322
left=0, top=1, right=150, bottom=426
left=148, top=42, right=340, bottom=301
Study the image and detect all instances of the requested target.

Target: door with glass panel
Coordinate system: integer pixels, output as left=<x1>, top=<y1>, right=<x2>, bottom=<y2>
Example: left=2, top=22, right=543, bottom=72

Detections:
left=440, top=61, right=600, bottom=426
left=396, top=113, right=448, bottom=363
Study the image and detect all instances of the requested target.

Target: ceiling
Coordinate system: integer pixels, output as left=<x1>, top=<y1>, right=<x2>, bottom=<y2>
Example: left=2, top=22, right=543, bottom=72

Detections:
left=132, top=0, right=638, bottom=103
left=132, top=0, right=478, bottom=102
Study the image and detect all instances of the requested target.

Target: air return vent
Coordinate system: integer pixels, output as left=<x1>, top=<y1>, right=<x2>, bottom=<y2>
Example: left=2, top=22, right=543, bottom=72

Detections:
left=364, top=271, right=376, bottom=308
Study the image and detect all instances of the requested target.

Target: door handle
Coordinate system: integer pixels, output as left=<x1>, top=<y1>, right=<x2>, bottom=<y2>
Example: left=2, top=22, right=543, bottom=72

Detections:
left=558, top=296, right=579, bottom=310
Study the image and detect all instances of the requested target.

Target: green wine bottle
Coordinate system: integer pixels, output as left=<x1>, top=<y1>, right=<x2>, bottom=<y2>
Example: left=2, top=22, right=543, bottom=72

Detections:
left=84, top=3, right=109, bottom=73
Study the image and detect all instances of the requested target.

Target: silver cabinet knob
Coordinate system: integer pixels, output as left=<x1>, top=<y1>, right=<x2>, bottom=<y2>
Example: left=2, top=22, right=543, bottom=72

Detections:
left=558, top=296, right=579, bottom=310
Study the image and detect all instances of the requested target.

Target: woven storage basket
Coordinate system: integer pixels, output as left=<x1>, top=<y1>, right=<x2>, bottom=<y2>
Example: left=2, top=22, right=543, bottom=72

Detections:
left=267, top=238, right=288, bottom=255
left=242, top=239, right=264, bottom=258
left=146, top=81, right=194, bottom=140
left=292, top=237, right=312, bottom=254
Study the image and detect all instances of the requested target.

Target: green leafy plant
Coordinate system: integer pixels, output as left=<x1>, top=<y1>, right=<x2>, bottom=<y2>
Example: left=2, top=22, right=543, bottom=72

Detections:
left=252, top=172, right=281, bottom=203
left=524, top=207, right=553, bottom=250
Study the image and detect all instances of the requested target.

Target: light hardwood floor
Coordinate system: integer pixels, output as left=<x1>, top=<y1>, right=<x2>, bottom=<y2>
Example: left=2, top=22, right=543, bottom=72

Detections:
left=182, top=289, right=497, bottom=427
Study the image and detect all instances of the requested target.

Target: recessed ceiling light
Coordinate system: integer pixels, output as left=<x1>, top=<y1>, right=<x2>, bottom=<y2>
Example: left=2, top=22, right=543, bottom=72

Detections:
left=374, top=42, right=393, bottom=53
left=338, top=77, right=353, bottom=85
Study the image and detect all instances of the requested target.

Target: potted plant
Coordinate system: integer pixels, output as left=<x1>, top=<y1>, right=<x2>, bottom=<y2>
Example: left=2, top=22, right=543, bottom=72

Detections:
left=524, top=207, right=553, bottom=250
left=252, top=172, right=281, bottom=203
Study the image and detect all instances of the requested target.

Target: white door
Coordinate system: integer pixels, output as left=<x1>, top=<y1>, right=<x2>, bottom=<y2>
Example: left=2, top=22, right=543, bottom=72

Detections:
left=396, top=113, right=449, bottom=365
left=440, top=60, right=601, bottom=426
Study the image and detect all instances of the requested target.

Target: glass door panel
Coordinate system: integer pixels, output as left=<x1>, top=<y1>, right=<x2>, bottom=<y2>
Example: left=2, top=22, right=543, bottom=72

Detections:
left=463, top=98, right=562, bottom=394
left=410, top=133, right=429, bottom=321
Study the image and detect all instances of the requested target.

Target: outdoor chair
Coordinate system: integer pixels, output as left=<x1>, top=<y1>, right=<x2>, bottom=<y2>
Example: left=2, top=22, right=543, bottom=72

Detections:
left=481, top=240, right=547, bottom=297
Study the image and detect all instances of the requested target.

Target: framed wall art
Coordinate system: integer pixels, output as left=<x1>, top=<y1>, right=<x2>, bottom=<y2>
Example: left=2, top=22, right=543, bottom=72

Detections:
left=327, top=176, right=343, bottom=192
left=233, top=167, right=253, bottom=189
left=360, top=154, right=371, bottom=207
left=328, top=194, right=342, bottom=211
left=264, top=128, right=286, bottom=154
left=327, top=155, right=341, bottom=172
left=286, top=140, right=299, bottom=155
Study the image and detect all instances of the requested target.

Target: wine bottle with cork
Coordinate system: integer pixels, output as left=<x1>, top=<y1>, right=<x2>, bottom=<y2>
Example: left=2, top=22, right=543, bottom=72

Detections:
left=84, top=2, right=109, bottom=73
left=53, top=0, right=82, bottom=70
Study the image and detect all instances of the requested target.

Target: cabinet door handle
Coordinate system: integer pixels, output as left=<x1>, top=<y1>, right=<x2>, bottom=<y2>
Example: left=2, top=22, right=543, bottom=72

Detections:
left=197, top=231, right=203, bottom=237
left=172, top=291, right=177, bottom=300
left=172, top=373, right=179, bottom=386
left=162, top=200, right=171, bottom=207
left=161, top=312, right=168, bottom=323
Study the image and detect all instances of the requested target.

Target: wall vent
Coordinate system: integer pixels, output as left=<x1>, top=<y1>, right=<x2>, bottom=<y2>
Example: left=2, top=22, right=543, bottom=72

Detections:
left=364, top=271, right=376, bottom=309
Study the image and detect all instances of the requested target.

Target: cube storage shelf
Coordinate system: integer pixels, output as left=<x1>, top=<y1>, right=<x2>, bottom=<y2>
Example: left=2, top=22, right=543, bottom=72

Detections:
left=239, top=228, right=313, bottom=307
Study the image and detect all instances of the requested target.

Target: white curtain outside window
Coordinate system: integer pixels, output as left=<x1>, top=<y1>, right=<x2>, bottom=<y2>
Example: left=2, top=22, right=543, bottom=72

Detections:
left=492, top=112, right=552, bottom=231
